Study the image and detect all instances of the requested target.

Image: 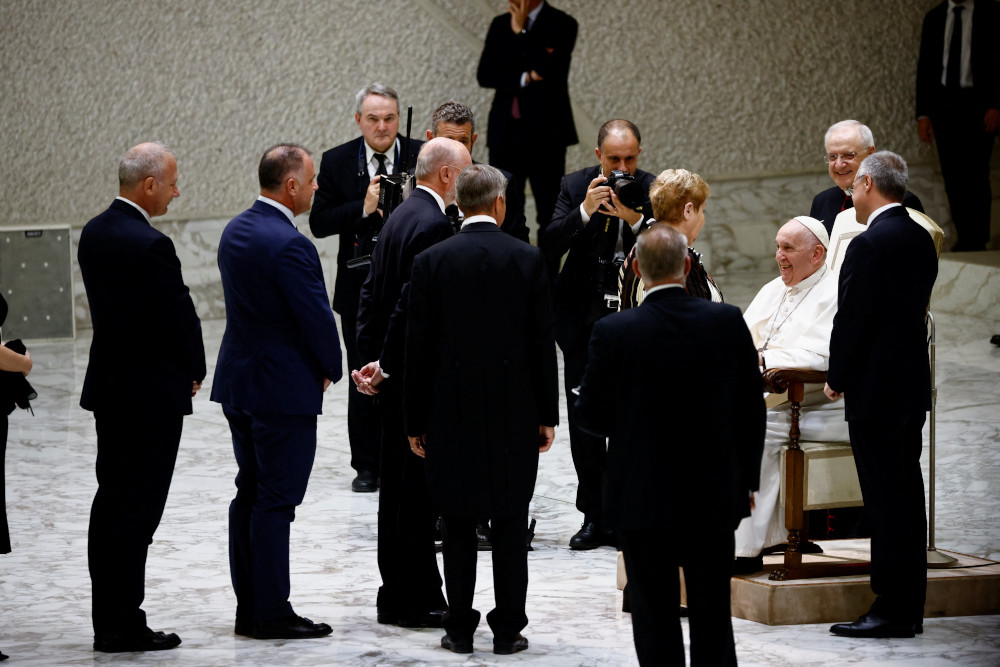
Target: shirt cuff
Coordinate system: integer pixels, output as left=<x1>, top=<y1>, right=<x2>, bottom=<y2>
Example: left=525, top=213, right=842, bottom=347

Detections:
left=377, top=360, right=390, bottom=379
left=579, top=203, right=591, bottom=224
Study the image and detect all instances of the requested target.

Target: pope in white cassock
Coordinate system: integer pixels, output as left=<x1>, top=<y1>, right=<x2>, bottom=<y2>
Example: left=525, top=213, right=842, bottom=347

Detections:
left=734, top=216, right=849, bottom=573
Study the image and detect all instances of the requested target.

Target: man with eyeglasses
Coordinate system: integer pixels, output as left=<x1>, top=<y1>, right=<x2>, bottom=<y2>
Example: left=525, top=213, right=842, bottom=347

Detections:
left=353, top=137, right=472, bottom=629
left=810, top=120, right=924, bottom=235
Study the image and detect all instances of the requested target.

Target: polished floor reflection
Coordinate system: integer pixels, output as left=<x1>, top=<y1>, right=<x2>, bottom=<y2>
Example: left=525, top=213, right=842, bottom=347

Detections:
left=1, top=270, right=999, bottom=665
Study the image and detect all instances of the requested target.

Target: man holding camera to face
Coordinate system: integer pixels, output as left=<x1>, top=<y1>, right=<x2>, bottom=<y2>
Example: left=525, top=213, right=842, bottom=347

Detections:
left=310, top=83, right=422, bottom=494
left=544, top=119, right=655, bottom=550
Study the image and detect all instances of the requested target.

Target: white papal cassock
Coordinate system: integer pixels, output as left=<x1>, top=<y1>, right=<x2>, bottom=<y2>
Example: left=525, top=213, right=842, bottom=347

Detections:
left=735, top=264, right=849, bottom=557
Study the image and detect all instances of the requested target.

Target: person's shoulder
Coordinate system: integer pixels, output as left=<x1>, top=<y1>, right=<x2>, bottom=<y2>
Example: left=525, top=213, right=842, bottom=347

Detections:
left=541, top=2, right=578, bottom=27
left=812, top=185, right=841, bottom=204
left=320, top=137, right=361, bottom=164
left=564, top=165, right=599, bottom=185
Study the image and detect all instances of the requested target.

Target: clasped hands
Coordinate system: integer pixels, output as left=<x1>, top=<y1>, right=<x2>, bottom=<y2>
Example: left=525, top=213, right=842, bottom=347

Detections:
left=351, top=361, right=385, bottom=396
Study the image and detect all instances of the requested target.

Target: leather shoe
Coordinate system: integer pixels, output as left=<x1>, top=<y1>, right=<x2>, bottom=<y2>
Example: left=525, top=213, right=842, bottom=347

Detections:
left=733, top=555, right=764, bottom=575
left=569, top=521, right=609, bottom=550
left=494, top=633, right=529, bottom=655
left=440, top=634, right=473, bottom=654
left=0, top=650, right=8, bottom=661
left=93, top=627, right=182, bottom=653
left=351, top=470, right=378, bottom=493
left=377, top=608, right=447, bottom=628
left=830, top=612, right=915, bottom=638
left=253, top=614, right=332, bottom=639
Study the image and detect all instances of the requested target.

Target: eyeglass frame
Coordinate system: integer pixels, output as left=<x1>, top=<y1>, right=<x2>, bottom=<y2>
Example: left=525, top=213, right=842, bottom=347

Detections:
left=846, top=173, right=867, bottom=197
left=823, top=151, right=867, bottom=164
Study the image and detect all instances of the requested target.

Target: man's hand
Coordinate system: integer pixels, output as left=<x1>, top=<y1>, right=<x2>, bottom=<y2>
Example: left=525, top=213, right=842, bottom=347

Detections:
left=985, top=108, right=1000, bottom=134
left=363, top=175, right=382, bottom=217
left=749, top=491, right=756, bottom=511
left=323, top=378, right=332, bottom=392
left=538, top=425, right=554, bottom=453
left=917, top=117, right=934, bottom=143
left=582, top=176, right=612, bottom=218
left=608, top=191, right=643, bottom=225
left=408, top=434, right=427, bottom=458
left=351, top=361, right=385, bottom=395
left=191, top=380, right=202, bottom=397
left=508, top=0, right=530, bottom=33
left=823, top=382, right=843, bottom=401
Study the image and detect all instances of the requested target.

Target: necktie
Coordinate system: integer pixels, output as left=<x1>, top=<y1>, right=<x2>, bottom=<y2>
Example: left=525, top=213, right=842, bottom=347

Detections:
left=947, top=6, right=963, bottom=89
left=841, top=193, right=853, bottom=212
left=374, top=153, right=388, bottom=176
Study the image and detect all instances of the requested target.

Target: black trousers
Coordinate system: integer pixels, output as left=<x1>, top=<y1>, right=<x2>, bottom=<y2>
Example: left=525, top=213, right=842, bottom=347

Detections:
left=562, top=339, right=607, bottom=522
left=619, top=529, right=737, bottom=667
left=440, top=510, right=529, bottom=642
left=339, top=292, right=380, bottom=476
left=1, top=416, right=10, bottom=554
left=224, top=406, right=317, bottom=624
left=849, top=413, right=928, bottom=622
left=88, top=408, right=183, bottom=635
left=375, top=391, right=446, bottom=616
left=931, top=88, right=996, bottom=251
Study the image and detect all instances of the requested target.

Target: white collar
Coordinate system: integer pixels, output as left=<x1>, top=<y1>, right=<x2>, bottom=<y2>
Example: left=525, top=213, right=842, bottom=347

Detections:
left=461, top=214, right=497, bottom=229
left=257, top=195, right=296, bottom=226
left=115, top=196, right=151, bottom=223
left=364, top=138, right=398, bottom=171
left=785, top=263, right=827, bottom=294
left=644, top=283, right=684, bottom=298
left=866, top=202, right=902, bottom=226
left=416, top=184, right=447, bottom=214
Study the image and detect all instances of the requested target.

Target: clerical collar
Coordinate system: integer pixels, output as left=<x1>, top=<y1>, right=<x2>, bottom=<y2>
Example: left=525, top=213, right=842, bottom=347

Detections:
left=786, top=263, right=827, bottom=294
left=364, top=138, right=399, bottom=174
left=416, top=184, right=447, bottom=214
left=462, top=214, right=497, bottom=228
left=257, top=195, right=296, bottom=227
left=115, top=196, right=151, bottom=223
left=866, top=202, right=902, bottom=226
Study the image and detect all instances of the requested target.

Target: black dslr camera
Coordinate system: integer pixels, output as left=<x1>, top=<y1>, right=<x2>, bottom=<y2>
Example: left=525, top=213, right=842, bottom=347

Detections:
left=600, top=169, right=646, bottom=211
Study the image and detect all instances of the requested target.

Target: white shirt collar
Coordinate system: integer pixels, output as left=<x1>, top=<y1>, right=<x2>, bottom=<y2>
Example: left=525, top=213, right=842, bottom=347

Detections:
left=115, top=196, right=151, bottom=223
left=461, top=214, right=497, bottom=229
left=416, top=184, right=447, bottom=214
left=786, top=263, right=828, bottom=294
left=866, top=202, right=902, bottom=226
left=257, top=195, right=296, bottom=226
left=644, top=283, right=684, bottom=298
left=365, top=138, right=398, bottom=175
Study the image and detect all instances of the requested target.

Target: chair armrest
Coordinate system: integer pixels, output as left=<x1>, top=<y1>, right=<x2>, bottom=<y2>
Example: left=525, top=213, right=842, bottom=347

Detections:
left=762, top=368, right=828, bottom=395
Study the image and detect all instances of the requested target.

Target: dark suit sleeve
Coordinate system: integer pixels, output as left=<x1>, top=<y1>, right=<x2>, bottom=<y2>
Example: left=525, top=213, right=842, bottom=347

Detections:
left=730, top=310, right=765, bottom=496
left=147, top=235, right=206, bottom=383
left=476, top=11, right=577, bottom=92
left=827, top=234, right=878, bottom=394
left=501, top=173, right=530, bottom=242
left=309, top=149, right=383, bottom=242
left=403, top=252, right=433, bottom=436
left=572, top=316, right=616, bottom=438
left=529, top=249, right=559, bottom=426
left=544, top=174, right=587, bottom=259
left=276, top=235, right=344, bottom=383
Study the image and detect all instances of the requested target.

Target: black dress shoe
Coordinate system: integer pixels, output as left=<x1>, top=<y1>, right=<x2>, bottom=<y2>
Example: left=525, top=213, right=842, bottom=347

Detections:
left=830, top=612, right=915, bottom=638
left=494, top=633, right=529, bottom=655
left=990, top=334, right=1000, bottom=346
left=377, top=608, right=447, bottom=628
left=93, top=627, right=182, bottom=653
left=253, top=614, right=332, bottom=639
left=569, top=521, right=607, bottom=550
left=351, top=470, right=378, bottom=492
left=441, top=634, right=473, bottom=654
left=733, top=555, right=764, bottom=575
left=0, top=650, right=8, bottom=661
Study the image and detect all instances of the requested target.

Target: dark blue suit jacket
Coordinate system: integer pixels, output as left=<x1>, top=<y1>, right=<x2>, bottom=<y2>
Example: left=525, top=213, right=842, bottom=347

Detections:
left=574, top=287, right=765, bottom=534
left=828, top=205, right=938, bottom=420
left=356, top=188, right=453, bottom=380
left=79, top=198, right=205, bottom=414
left=211, top=200, right=342, bottom=415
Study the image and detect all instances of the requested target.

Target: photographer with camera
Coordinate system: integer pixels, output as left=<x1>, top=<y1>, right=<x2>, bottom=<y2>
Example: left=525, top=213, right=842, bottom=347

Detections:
left=310, top=83, right=422, bottom=494
left=544, top=119, right=654, bottom=550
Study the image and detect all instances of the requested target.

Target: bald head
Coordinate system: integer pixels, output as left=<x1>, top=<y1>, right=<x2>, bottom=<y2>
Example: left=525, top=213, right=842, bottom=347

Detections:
left=415, top=137, right=472, bottom=204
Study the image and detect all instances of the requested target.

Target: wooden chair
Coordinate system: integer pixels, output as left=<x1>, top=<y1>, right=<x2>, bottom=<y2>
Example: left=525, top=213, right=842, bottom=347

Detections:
left=762, top=368, right=870, bottom=581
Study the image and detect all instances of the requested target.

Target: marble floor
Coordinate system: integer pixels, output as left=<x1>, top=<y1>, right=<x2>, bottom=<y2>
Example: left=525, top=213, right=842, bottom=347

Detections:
left=1, top=269, right=999, bottom=666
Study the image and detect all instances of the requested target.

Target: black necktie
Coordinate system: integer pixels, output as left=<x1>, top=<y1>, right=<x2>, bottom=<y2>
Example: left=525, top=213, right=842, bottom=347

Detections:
left=947, top=6, right=964, bottom=89
left=374, top=153, right=388, bottom=176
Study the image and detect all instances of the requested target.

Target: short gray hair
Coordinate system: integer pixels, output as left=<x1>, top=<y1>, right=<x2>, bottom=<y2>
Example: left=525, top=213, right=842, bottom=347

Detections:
left=824, top=119, right=874, bottom=151
left=636, top=224, right=688, bottom=283
left=857, top=151, right=908, bottom=202
left=355, top=82, right=399, bottom=115
left=431, top=100, right=476, bottom=135
left=456, top=164, right=506, bottom=214
left=118, top=142, right=174, bottom=189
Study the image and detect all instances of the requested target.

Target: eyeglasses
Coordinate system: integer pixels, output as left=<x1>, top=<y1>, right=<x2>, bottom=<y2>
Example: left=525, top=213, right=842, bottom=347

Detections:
left=846, top=174, right=866, bottom=197
left=824, top=152, right=862, bottom=164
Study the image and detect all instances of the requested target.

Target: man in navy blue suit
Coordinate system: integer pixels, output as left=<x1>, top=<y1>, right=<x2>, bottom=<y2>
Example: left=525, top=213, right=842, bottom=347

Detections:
left=354, top=137, right=472, bottom=628
left=212, top=144, right=343, bottom=640
left=826, top=151, right=938, bottom=638
left=79, top=142, right=206, bottom=653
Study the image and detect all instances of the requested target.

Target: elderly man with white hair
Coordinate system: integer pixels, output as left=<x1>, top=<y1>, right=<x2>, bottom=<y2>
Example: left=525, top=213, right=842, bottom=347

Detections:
left=733, top=216, right=849, bottom=574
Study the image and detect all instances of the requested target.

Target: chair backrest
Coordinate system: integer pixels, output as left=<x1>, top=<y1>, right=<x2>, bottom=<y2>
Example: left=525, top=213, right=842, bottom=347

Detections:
left=827, top=207, right=943, bottom=273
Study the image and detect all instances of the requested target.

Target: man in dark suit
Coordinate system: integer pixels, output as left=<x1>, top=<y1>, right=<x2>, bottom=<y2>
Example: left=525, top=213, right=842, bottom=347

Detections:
left=403, top=164, right=558, bottom=656
left=425, top=100, right=529, bottom=243
left=575, top=224, right=765, bottom=666
left=917, top=0, right=999, bottom=251
left=544, top=119, right=655, bottom=550
left=79, top=142, right=206, bottom=653
left=212, top=144, right=342, bottom=640
left=810, top=120, right=924, bottom=235
left=353, top=137, right=473, bottom=627
left=310, top=83, right=422, bottom=493
left=825, top=151, right=938, bottom=638
left=477, top=0, right=578, bottom=261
